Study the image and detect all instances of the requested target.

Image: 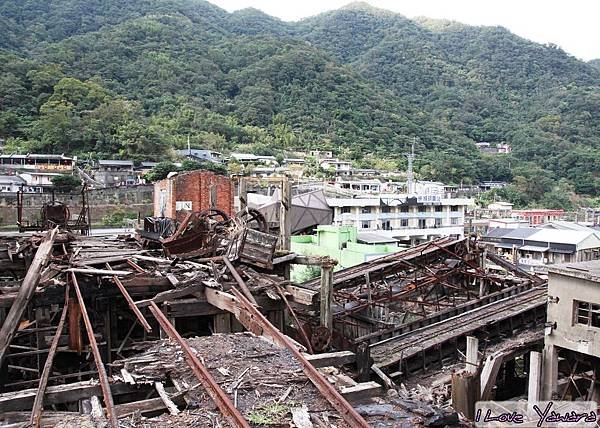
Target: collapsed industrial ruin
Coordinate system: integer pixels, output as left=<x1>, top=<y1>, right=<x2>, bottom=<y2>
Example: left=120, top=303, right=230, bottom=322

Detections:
left=0, top=171, right=554, bottom=427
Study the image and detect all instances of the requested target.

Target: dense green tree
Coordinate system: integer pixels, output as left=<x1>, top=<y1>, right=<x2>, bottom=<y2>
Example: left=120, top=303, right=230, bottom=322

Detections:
left=0, top=0, right=598, bottom=204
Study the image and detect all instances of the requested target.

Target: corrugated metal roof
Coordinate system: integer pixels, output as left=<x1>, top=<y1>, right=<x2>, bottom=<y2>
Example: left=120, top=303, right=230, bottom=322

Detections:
left=528, top=229, right=596, bottom=245
left=503, top=228, right=538, bottom=239
left=485, top=228, right=515, bottom=238
left=540, top=221, right=596, bottom=232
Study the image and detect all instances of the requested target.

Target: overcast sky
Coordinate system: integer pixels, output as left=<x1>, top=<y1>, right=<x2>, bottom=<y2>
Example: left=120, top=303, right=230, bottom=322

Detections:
left=210, top=0, right=599, bottom=61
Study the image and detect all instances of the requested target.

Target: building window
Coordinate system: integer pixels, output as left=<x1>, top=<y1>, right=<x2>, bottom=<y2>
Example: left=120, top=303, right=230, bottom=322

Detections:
left=451, top=205, right=460, bottom=212
left=400, top=219, right=408, bottom=227
left=361, top=207, right=372, bottom=214
left=381, top=220, right=391, bottom=230
left=418, top=206, right=426, bottom=213
left=381, top=205, right=391, bottom=213
left=361, top=220, right=370, bottom=229
left=418, top=219, right=426, bottom=228
left=400, top=206, right=409, bottom=213
left=435, top=205, right=443, bottom=212
left=451, top=218, right=459, bottom=225
left=435, top=218, right=442, bottom=227
left=341, top=206, right=351, bottom=214
left=575, top=301, right=600, bottom=328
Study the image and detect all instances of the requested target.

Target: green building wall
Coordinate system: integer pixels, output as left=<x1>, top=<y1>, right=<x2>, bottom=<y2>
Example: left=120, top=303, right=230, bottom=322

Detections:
left=291, top=225, right=402, bottom=283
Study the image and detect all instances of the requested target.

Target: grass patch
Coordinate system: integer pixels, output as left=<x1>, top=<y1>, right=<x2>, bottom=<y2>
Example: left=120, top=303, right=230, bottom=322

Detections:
left=247, top=402, right=289, bottom=425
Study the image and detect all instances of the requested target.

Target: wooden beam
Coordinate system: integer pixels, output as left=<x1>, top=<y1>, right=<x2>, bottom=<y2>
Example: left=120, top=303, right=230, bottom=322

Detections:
left=66, top=268, right=131, bottom=276
left=304, top=351, right=355, bottom=368
left=71, top=273, right=118, bottom=428
left=340, top=381, right=383, bottom=403
left=155, top=382, right=179, bottom=415
left=0, top=382, right=134, bottom=412
left=285, top=284, right=318, bottom=306
left=30, top=284, right=70, bottom=428
left=320, top=264, right=334, bottom=329
left=371, top=364, right=396, bottom=390
left=279, top=178, right=291, bottom=252
left=0, top=228, right=57, bottom=368
left=135, top=283, right=203, bottom=308
left=205, top=288, right=238, bottom=314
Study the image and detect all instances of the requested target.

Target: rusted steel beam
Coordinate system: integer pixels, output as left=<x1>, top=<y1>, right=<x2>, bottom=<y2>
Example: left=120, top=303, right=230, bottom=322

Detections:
left=30, top=284, right=70, bottom=428
left=276, top=286, right=314, bottom=354
left=229, top=287, right=370, bottom=428
left=125, top=258, right=145, bottom=273
left=147, top=301, right=249, bottom=428
left=70, top=272, right=118, bottom=428
left=105, top=263, right=152, bottom=332
left=222, top=257, right=258, bottom=306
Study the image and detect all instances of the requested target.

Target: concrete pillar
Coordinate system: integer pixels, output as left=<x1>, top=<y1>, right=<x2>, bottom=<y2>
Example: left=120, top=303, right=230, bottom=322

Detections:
left=542, top=344, right=558, bottom=399
left=466, top=336, right=479, bottom=374
left=320, top=264, right=334, bottom=329
left=238, top=178, right=247, bottom=212
left=528, top=351, right=542, bottom=404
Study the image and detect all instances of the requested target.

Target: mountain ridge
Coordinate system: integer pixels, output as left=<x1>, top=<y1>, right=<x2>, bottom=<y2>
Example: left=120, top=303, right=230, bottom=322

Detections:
left=0, top=0, right=598, bottom=202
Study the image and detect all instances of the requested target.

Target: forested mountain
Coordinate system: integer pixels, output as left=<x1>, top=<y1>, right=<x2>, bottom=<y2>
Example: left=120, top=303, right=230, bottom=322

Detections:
left=1, top=0, right=599, bottom=205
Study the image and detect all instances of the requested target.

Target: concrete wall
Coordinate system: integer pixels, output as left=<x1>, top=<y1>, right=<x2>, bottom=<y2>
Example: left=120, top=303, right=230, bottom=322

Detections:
left=546, top=271, right=600, bottom=356
left=290, top=225, right=401, bottom=282
left=0, top=185, right=153, bottom=226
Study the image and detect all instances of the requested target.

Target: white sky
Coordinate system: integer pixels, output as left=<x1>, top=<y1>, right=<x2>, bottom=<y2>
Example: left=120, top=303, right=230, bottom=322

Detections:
left=210, top=0, right=600, bottom=61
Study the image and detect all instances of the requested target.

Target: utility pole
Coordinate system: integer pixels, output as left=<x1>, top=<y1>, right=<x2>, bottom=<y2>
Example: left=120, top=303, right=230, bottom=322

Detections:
left=406, top=138, right=416, bottom=194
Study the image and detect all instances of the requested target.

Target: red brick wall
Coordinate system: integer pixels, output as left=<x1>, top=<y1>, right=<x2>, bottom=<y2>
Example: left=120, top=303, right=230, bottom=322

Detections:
left=153, top=170, right=234, bottom=220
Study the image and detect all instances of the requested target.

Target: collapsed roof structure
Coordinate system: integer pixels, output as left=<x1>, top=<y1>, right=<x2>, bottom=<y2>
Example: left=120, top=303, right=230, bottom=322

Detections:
left=0, top=174, right=549, bottom=427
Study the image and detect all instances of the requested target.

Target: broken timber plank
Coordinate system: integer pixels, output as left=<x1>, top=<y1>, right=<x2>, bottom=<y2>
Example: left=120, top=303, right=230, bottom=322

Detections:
left=29, top=284, right=70, bottom=428
left=155, top=382, right=179, bottom=415
left=71, top=273, right=118, bottom=428
left=66, top=268, right=132, bottom=276
left=340, top=381, right=383, bottom=403
left=304, top=351, right=356, bottom=368
left=135, top=284, right=203, bottom=308
left=371, top=364, right=396, bottom=390
left=0, top=382, right=133, bottom=412
left=0, top=228, right=57, bottom=368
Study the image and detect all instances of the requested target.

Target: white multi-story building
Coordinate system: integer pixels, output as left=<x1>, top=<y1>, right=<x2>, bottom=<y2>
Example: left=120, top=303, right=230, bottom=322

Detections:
left=327, top=194, right=474, bottom=246
left=0, top=154, right=75, bottom=189
left=319, top=158, right=352, bottom=175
